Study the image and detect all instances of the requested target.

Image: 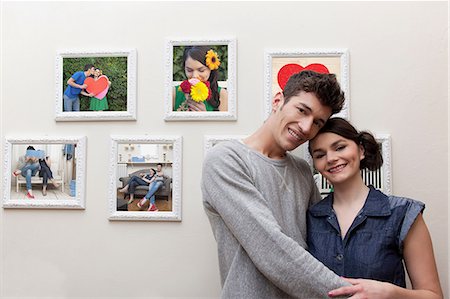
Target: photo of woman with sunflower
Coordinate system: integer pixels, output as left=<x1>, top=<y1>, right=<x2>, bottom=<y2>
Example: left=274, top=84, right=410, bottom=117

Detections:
left=172, top=45, right=228, bottom=112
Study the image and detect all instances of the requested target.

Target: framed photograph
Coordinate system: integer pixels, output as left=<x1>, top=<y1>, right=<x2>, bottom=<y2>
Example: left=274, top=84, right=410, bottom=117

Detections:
left=264, top=49, right=350, bottom=120
left=313, top=134, right=392, bottom=196
left=164, top=38, right=237, bottom=121
left=55, top=49, right=137, bottom=121
left=108, top=135, right=182, bottom=221
left=2, top=136, right=87, bottom=209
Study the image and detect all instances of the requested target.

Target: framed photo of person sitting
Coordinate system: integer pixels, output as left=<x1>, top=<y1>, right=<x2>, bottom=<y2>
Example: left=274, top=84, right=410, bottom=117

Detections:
left=108, top=135, right=182, bottom=221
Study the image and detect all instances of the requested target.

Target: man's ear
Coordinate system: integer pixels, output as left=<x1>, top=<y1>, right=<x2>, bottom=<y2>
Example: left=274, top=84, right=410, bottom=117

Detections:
left=272, top=92, right=284, bottom=113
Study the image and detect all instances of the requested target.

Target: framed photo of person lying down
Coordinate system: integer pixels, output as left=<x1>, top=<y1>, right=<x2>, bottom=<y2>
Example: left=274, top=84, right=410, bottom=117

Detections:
left=108, top=135, right=182, bottom=221
left=55, top=49, right=137, bottom=121
left=2, top=136, right=87, bottom=209
left=263, top=49, right=350, bottom=120
left=164, top=38, right=237, bottom=121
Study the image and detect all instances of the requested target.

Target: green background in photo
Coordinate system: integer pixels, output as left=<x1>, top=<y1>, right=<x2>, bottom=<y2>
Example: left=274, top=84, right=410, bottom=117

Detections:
left=63, top=57, right=128, bottom=111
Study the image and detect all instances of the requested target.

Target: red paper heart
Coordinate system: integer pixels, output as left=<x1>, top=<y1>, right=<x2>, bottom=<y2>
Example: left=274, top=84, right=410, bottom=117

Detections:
left=84, top=76, right=109, bottom=95
left=277, top=63, right=330, bottom=90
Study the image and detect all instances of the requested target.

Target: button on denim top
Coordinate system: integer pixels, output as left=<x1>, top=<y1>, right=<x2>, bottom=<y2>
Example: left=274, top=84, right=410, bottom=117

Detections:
left=307, top=186, right=424, bottom=287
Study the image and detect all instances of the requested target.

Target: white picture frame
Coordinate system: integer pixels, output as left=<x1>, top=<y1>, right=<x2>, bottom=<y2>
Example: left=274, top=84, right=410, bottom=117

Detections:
left=164, top=38, right=237, bottom=121
left=55, top=49, right=137, bottom=121
left=108, top=135, right=182, bottom=221
left=263, top=49, right=350, bottom=120
left=2, top=136, right=87, bottom=209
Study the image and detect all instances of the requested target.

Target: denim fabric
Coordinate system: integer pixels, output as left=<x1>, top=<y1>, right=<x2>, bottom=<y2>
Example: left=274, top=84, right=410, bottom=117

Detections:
left=127, top=175, right=151, bottom=194
left=39, top=159, right=53, bottom=186
left=21, top=162, right=40, bottom=190
left=144, top=181, right=163, bottom=204
left=307, top=186, right=424, bottom=287
left=63, top=94, right=80, bottom=111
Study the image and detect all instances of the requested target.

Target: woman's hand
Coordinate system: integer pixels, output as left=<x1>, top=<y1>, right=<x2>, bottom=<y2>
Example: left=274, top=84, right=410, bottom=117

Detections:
left=186, top=98, right=206, bottom=111
left=328, top=278, right=393, bottom=299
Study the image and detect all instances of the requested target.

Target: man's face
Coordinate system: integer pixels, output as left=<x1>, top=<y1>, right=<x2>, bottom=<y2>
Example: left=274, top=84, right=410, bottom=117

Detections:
left=270, top=91, right=332, bottom=152
left=88, top=67, right=95, bottom=75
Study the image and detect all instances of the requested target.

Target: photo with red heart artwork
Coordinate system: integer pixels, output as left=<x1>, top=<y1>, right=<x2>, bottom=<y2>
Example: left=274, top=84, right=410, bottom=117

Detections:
left=264, top=49, right=349, bottom=121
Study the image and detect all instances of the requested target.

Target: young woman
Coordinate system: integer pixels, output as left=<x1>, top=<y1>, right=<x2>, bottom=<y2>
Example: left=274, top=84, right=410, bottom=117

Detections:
left=307, top=117, right=442, bottom=299
left=172, top=46, right=228, bottom=112
left=119, top=168, right=156, bottom=204
left=89, top=68, right=111, bottom=111
left=137, top=163, right=165, bottom=212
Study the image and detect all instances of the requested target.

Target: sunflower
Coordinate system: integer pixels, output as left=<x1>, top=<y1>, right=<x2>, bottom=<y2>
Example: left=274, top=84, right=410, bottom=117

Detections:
left=190, top=81, right=210, bottom=102
left=205, top=49, right=220, bottom=70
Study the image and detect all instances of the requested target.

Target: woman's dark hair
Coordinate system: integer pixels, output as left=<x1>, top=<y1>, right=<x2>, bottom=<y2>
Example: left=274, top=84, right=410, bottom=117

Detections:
left=183, top=46, right=220, bottom=110
left=308, top=117, right=383, bottom=170
left=26, top=146, right=35, bottom=150
left=150, top=168, right=157, bottom=176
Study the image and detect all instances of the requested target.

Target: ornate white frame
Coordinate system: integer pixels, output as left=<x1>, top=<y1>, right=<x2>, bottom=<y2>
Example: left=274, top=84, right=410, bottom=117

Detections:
left=164, top=38, right=237, bottom=121
left=376, top=134, right=392, bottom=195
left=263, top=49, right=350, bottom=120
left=2, top=136, right=87, bottom=209
left=108, top=135, right=182, bottom=221
left=55, top=49, right=137, bottom=121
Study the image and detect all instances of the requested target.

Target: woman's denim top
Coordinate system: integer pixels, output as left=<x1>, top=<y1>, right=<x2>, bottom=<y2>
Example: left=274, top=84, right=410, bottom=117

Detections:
left=307, top=186, right=424, bottom=287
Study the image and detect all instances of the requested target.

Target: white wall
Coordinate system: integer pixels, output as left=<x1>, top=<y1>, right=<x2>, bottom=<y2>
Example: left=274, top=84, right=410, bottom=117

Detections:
left=1, top=1, right=448, bottom=298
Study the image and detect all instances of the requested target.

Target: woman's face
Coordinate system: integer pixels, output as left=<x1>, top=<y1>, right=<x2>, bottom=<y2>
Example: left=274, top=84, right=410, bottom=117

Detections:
left=310, top=132, right=365, bottom=186
left=94, top=69, right=101, bottom=78
left=150, top=169, right=156, bottom=176
left=184, top=56, right=211, bottom=82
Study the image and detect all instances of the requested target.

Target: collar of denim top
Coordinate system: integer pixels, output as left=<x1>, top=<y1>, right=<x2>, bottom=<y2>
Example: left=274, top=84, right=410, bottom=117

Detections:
left=309, top=186, right=392, bottom=217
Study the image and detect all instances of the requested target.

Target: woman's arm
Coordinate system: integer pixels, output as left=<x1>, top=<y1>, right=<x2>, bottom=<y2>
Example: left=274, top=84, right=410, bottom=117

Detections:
left=328, top=214, right=443, bottom=299
left=142, top=176, right=155, bottom=184
left=45, top=157, right=52, bottom=168
left=172, top=86, right=176, bottom=108
left=218, top=88, right=228, bottom=111
left=399, top=214, right=443, bottom=298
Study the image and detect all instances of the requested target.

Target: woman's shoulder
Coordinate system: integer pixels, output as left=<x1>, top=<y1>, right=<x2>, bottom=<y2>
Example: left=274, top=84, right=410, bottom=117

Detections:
left=387, top=194, right=425, bottom=211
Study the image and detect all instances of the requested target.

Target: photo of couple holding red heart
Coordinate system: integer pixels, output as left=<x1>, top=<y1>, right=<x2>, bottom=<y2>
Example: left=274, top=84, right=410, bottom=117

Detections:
left=62, top=56, right=128, bottom=112
left=84, top=68, right=111, bottom=111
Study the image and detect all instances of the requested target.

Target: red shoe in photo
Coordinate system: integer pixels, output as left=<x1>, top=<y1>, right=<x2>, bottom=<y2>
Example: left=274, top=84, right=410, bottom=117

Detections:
left=147, top=203, right=159, bottom=212
left=26, top=192, right=35, bottom=199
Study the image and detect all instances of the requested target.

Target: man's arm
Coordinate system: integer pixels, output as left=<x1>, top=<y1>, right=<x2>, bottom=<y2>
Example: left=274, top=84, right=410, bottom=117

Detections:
left=202, top=145, right=349, bottom=298
left=67, top=73, right=87, bottom=89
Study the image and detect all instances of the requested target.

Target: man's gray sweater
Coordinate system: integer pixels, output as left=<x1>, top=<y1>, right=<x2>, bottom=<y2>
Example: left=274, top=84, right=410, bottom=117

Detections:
left=201, top=140, right=349, bottom=298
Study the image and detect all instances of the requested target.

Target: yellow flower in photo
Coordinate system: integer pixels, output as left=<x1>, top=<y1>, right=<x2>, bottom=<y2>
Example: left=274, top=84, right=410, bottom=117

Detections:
left=190, top=81, right=209, bottom=102
left=205, top=49, right=220, bottom=70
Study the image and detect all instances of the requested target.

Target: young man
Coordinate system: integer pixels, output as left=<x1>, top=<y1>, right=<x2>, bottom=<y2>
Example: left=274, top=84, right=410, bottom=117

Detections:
left=201, top=70, right=349, bottom=298
left=63, top=64, right=95, bottom=111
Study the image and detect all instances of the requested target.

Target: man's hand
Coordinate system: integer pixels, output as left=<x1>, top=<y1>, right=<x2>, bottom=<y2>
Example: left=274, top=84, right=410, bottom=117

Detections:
left=328, top=278, right=392, bottom=299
